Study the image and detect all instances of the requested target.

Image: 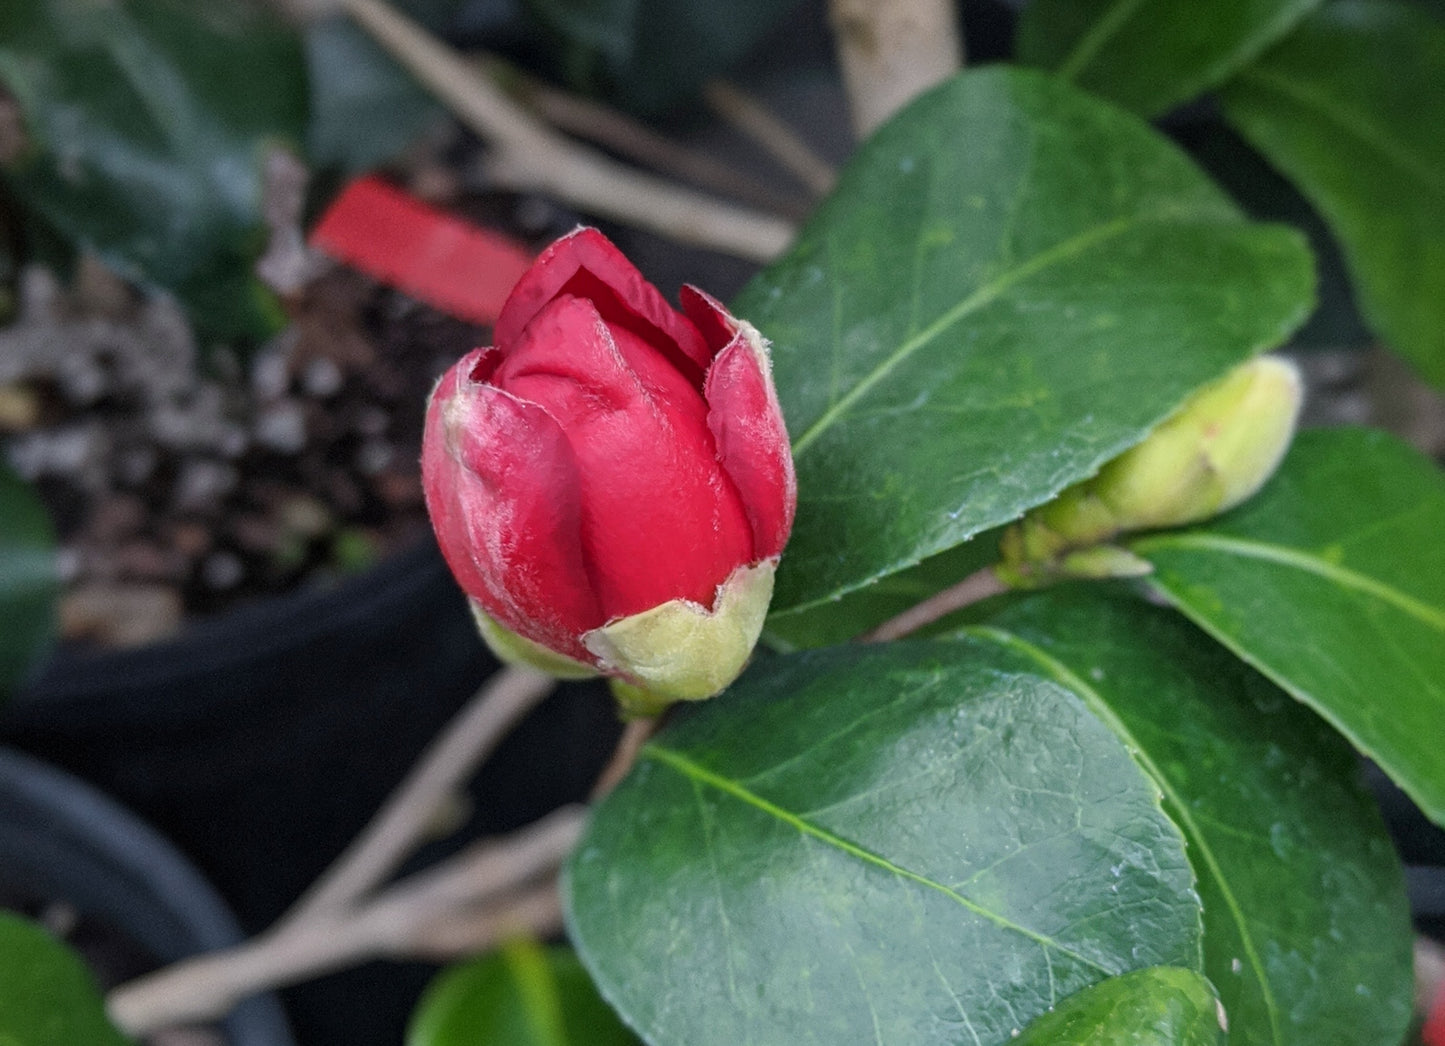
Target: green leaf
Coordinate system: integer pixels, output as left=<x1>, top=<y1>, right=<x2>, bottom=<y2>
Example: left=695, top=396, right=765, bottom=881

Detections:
left=1220, top=1, right=1445, bottom=387
left=304, top=15, right=443, bottom=172
left=1015, top=0, right=1322, bottom=119
left=1014, top=967, right=1224, bottom=1046
left=522, top=0, right=803, bottom=115
left=0, top=463, right=57, bottom=702
left=408, top=940, right=638, bottom=1046
left=967, top=587, right=1414, bottom=1046
left=764, top=529, right=1003, bottom=651
left=566, top=642, right=1202, bottom=1046
left=0, top=912, right=133, bottom=1046
left=733, top=67, right=1314, bottom=616
left=0, top=0, right=307, bottom=340
left=1132, top=427, right=1445, bottom=825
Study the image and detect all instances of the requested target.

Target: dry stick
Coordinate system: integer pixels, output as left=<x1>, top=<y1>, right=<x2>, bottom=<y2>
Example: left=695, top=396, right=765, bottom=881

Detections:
left=109, top=808, right=584, bottom=1034
left=285, top=666, right=558, bottom=924
left=857, top=565, right=1009, bottom=644
left=827, top=0, right=963, bottom=139
left=590, top=716, right=661, bottom=802
left=1418, top=935, right=1445, bottom=1019
left=409, top=880, right=564, bottom=960
left=341, top=0, right=795, bottom=263
left=497, top=63, right=813, bottom=222
left=703, top=80, right=838, bottom=197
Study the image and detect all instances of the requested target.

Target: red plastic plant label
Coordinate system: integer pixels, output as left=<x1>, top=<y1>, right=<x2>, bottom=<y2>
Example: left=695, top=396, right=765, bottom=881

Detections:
left=310, top=175, right=535, bottom=326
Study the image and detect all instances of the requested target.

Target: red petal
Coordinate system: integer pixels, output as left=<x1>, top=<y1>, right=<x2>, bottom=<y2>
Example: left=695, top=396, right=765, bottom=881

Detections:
left=495, top=227, right=712, bottom=380
left=422, top=350, right=601, bottom=659
left=493, top=296, right=754, bottom=619
left=694, top=294, right=797, bottom=560
left=680, top=285, right=736, bottom=353
left=310, top=176, right=534, bottom=326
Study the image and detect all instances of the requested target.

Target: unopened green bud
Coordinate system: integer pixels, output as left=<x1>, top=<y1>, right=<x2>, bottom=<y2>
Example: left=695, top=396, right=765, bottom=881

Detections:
left=1000, top=356, right=1302, bottom=585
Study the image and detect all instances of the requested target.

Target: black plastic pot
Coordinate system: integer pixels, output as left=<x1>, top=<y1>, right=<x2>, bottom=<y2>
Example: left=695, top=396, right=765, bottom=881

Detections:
left=0, top=746, right=295, bottom=1046
left=1, top=538, right=622, bottom=1046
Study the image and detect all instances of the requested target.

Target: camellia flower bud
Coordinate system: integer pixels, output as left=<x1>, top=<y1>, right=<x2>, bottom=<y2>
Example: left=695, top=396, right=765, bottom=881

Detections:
left=422, top=228, right=796, bottom=715
left=999, top=356, right=1302, bottom=585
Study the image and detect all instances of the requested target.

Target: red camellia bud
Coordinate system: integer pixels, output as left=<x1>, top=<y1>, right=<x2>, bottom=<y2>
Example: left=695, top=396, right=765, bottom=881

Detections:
left=422, top=227, right=796, bottom=713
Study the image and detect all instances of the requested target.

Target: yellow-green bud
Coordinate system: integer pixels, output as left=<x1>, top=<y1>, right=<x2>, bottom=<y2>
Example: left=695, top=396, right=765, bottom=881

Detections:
left=1000, top=356, right=1302, bottom=584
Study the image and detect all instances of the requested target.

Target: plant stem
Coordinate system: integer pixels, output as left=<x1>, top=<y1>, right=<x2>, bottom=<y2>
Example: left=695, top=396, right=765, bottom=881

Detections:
left=827, top=0, right=963, bottom=138
left=341, top=0, right=795, bottom=262
left=494, top=61, right=812, bottom=221
left=284, top=666, right=556, bottom=924
left=857, top=565, right=1009, bottom=643
left=590, top=716, right=660, bottom=801
left=108, top=808, right=583, bottom=1034
left=702, top=80, right=837, bottom=197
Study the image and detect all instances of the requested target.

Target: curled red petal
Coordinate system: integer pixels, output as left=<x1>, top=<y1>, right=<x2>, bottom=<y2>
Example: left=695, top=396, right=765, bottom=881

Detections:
left=494, top=296, right=754, bottom=619
left=495, top=227, right=712, bottom=380
left=680, top=285, right=736, bottom=354
left=695, top=296, right=797, bottom=561
left=422, top=350, right=601, bottom=659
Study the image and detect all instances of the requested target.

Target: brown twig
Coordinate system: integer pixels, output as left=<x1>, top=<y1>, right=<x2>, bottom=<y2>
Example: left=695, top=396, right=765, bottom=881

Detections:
left=108, top=808, right=584, bottom=1034
left=494, top=62, right=813, bottom=221
left=590, top=716, right=661, bottom=802
left=284, top=666, right=557, bottom=924
left=340, top=0, right=795, bottom=262
left=408, top=879, right=565, bottom=960
left=827, top=0, right=963, bottom=138
left=703, top=80, right=837, bottom=197
left=857, top=565, right=1009, bottom=643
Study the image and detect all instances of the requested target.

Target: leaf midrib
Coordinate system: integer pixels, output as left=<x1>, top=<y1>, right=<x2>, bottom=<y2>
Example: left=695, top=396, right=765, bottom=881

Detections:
left=642, top=744, right=1116, bottom=977
left=1231, top=65, right=1445, bottom=197
left=1134, top=531, right=1445, bottom=632
left=966, top=626, right=1277, bottom=1044
left=1057, top=0, right=1150, bottom=81
left=790, top=207, right=1215, bottom=457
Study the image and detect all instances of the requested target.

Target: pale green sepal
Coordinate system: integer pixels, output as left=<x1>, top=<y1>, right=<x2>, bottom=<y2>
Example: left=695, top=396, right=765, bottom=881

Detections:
left=608, top=679, right=671, bottom=720
left=470, top=603, right=599, bottom=680
left=1060, top=545, right=1154, bottom=580
left=997, top=545, right=1153, bottom=589
left=583, top=560, right=776, bottom=704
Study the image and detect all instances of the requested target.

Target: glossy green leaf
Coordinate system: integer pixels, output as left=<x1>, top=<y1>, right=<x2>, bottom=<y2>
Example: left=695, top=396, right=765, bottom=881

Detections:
left=1014, top=967, right=1224, bottom=1046
left=0, top=463, right=56, bottom=701
left=0, top=912, right=132, bottom=1046
left=1132, top=427, right=1445, bottom=825
left=522, top=0, right=803, bottom=115
left=967, top=587, right=1413, bottom=1046
left=733, top=67, right=1314, bottom=616
left=0, top=0, right=307, bottom=339
left=305, top=15, right=443, bottom=172
left=1016, top=0, right=1322, bottom=119
left=764, top=529, right=1003, bottom=651
left=408, top=940, right=638, bottom=1046
left=1220, top=1, right=1445, bottom=387
left=566, top=642, right=1202, bottom=1046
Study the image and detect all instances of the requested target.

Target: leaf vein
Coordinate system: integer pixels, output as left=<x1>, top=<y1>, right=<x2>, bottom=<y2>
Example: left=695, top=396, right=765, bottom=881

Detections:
left=1234, top=66, right=1445, bottom=195
left=643, top=744, right=1116, bottom=977
left=790, top=209, right=1202, bottom=458
left=1057, top=0, right=1151, bottom=81
left=964, top=626, right=1280, bottom=1043
left=1135, top=531, right=1445, bottom=631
